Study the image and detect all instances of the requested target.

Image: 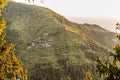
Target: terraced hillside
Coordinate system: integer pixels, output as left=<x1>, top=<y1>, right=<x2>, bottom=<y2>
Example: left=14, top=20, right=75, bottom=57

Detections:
left=3, top=2, right=116, bottom=80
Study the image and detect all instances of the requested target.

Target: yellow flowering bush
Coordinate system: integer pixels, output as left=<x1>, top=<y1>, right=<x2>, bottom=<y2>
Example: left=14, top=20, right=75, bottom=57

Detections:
left=0, top=0, right=27, bottom=80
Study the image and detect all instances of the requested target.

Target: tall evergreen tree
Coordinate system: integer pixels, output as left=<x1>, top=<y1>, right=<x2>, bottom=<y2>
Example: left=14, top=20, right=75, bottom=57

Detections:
left=96, top=35, right=120, bottom=80
left=0, top=0, right=27, bottom=80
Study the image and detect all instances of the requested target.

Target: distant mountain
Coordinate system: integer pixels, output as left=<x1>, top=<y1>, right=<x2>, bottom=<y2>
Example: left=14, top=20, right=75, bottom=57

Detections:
left=3, top=2, right=116, bottom=80
left=67, top=17, right=117, bottom=32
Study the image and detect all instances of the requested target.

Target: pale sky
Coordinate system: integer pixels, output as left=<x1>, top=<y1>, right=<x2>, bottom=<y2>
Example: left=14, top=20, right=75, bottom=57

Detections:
left=14, top=0, right=120, bottom=18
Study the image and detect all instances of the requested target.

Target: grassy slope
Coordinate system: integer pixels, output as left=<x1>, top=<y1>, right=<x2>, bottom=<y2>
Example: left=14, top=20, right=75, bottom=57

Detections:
left=3, top=2, right=116, bottom=80
left=82, top=23, right=116, bottom=50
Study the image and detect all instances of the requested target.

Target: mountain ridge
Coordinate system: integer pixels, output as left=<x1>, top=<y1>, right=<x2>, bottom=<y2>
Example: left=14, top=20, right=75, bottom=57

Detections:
left=67, top=16, right=117, bottom=32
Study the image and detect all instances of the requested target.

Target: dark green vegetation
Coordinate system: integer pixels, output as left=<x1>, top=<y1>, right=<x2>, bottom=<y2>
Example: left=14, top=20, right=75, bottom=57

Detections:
left=96, top=35, right=120, bottom=80
left=3, top=2, right=116, bottom=80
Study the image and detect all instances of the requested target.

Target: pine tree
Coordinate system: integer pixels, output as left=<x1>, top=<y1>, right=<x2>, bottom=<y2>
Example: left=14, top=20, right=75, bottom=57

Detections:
left=96, top=35, right=120, bottom=80
left=0, top=0, right=27, bottom=80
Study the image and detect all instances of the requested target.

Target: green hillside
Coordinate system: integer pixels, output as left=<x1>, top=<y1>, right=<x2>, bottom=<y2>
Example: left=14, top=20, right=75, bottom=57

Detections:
left=3, top=2, right=116, bottom=80
left=82, top=23, right=116, bottom=50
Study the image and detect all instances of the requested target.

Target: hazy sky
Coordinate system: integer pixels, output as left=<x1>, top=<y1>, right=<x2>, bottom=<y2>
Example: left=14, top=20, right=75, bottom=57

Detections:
left=14, top=0, right=120, bottom=18
left=13, top=0, right=120, bottom=32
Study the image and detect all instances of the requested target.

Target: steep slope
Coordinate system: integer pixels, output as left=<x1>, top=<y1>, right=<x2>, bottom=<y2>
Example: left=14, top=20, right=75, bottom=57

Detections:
left=3, top=2, right=116, bottom=80
left=82, top=23, right=116, bottom=50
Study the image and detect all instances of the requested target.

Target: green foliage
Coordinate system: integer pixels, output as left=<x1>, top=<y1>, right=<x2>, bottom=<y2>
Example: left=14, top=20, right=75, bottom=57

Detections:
left=29, top=61, right=95, bottom=80
left=96, top=35, right=120, bottom=80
